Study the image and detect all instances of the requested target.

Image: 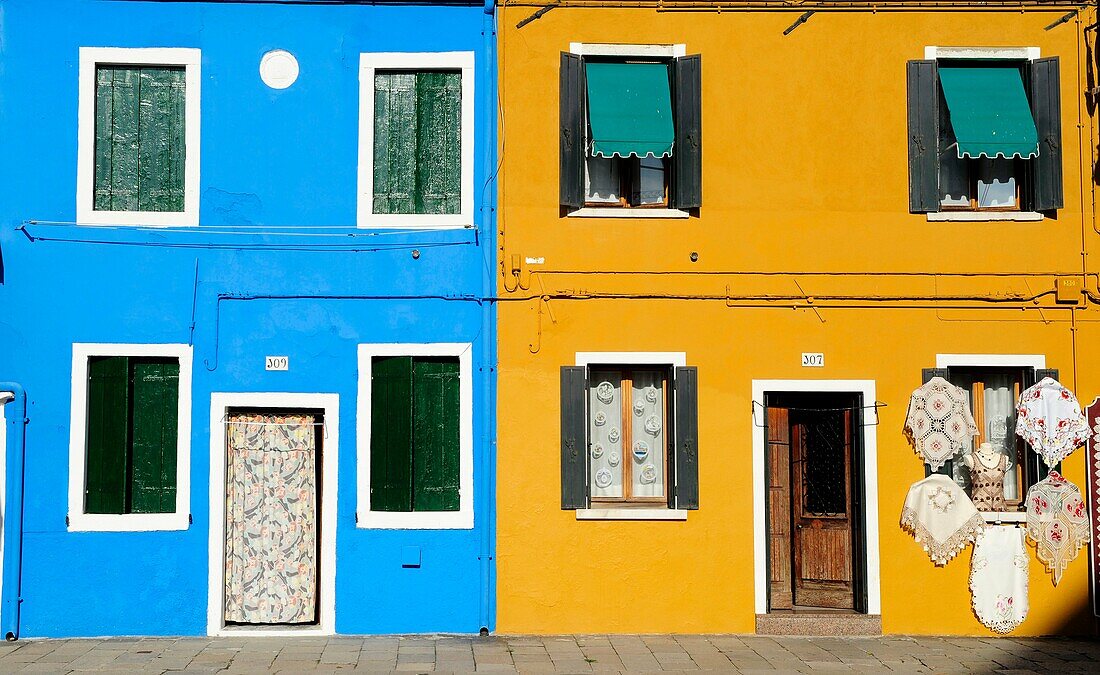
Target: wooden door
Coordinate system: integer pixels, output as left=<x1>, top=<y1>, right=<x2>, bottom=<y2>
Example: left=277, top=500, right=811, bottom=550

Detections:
left=767, top=406, right=794, bottom=610
left=790, top=408, right=854, bottom=609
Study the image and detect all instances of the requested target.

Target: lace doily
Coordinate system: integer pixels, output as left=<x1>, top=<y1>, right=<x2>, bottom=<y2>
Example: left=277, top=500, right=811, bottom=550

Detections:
left=905, top=377, right=978, bottom=471
left=970, top=525, right=1029, bottom=634
left=1016, top=377, right=1090, bottom=468
left=900, top=474, right=985, bottom=566
left=1025, top=471, right=1090, bottom=586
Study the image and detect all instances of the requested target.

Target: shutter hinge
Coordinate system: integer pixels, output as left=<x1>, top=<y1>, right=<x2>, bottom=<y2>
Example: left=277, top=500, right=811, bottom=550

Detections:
left=188, top=513, right=193, bottom=525
left=355, top=512, right=358, bottom=524
left=65, top=515, right=70, bottom=526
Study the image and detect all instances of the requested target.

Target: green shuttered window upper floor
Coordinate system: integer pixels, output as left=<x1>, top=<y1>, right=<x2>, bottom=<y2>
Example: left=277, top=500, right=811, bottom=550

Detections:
left=94, top=65, right=186, bottom=213
left=373, top=71, right=461, bottom=215
left=370, top=356, right=461, bottom=512
left=85, top=356, right=179, bottom=514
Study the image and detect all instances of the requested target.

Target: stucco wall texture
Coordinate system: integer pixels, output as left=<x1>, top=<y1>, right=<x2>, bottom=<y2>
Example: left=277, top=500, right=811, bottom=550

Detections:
left=495, top=4, right=1099, bottom=636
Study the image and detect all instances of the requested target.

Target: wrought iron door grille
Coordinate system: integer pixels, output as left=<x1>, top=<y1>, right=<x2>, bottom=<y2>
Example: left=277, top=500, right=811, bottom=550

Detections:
left=800, top=410, right=847, bottom=517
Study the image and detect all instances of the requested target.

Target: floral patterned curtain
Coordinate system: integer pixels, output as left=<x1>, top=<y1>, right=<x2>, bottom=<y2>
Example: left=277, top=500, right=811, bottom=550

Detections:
left=224, top=413, right=318, bottom=624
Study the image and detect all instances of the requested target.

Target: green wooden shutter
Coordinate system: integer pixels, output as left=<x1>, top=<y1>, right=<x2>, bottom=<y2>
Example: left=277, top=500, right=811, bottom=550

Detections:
left=412, top=357, right=461, bottom=511
left=374, top=71, right=461, bottom=216
left=907, top=60, right=940, bottom=213
left=129, top=360, right=180, bottom=514
left=1029, top=57, right=1063, bottom=212
left=373, top=72, right=419, bottom=214
left=671, top=55, right=702, bottom=210
left=559, top=53, right=585, bottom=210
left=560, top=366, right=588, bottom=509
left=94, top=66, right=185, bottom=213
left=95, top=66, right=141, bottom=212
left=138, top=67, right=186, bottom=212
left=673, top=366, right=700, bottom=509
left=416, top=72, right=461, bottom=215
left=85, top=356, right=130, bottom=514
left=370, top=356, right=415, bottom=511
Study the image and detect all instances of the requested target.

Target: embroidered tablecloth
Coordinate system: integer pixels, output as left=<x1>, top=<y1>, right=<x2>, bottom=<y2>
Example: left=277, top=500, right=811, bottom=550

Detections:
left=905, top=377, right=978, bottom=471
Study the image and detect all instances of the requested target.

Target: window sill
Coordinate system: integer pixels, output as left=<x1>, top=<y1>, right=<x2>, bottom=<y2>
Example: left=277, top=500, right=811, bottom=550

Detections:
left=67, top=512, right=190, bottom=532
left=76, top=209, right=199, bottom=228
left=356, top=511, right=474, bottom=530
left=576, top=508, right=687, bottom=521
left=569, top=207, right=690, bottom=219
left=926, top=211, right=1043, bottom=222
left=981, top=511, right=1026, bottom=524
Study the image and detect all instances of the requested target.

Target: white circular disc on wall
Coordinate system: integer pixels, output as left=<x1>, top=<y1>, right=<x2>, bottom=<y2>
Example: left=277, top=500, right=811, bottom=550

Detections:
left=260, top=50, right=299, bottom=90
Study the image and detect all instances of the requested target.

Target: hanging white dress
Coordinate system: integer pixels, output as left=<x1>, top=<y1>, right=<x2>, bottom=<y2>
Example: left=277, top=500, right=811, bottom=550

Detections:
left=905, top=377, right=978, bottom=471
left=969, top=526, right=1029, bottom=634
left=1025, top=470, right=1090, bottom=586
left=900, top=474, right=986, bottom=566
left=1016, top=377, right=1090, bottom=468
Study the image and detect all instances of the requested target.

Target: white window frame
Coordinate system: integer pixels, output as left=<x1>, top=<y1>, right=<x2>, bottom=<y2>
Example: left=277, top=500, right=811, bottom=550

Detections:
left=921, top=45, right=1043, bottom=222
left=935, top=353, right=1046, bottom=523
left=207, top=391, right=339, bottom=636
left=67, top=343, right=193, bottom=532
left=356, top=343, right=474, bottom=529
left=567, top=44, right=689, bottom=220
left=357, top=52, right=475, bottom=229
left=77, top=47, right=201, bottom=227
left=574, top=351, right=688, bottom=521
left=751, top=379, right=882, bottom=616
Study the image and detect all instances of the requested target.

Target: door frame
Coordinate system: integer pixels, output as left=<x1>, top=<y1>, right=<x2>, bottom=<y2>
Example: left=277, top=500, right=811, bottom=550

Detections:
left=207, top=392, right=339, bottom=636
left=752, top=380, right=880, bottom=616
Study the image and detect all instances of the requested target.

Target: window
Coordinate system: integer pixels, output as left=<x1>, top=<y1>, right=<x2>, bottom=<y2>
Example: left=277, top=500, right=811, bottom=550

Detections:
left=561, top=356, right=698, bottom=514
left=370, top=356, right=460, bottom=511
left=560, top=45, right=702, bottom=215
left=588, top=368, right=669, bottom=502
left=68, top=344, right=192, bottom=531
left=356, top=344, right=473, bottom=529
left=358, top=52, right=474, bottom=228
left=923, top=365, right=1056, bottom=513
left=77, top=48, right=201, bottom=227
left=907, top=49, right=1062, bottom=217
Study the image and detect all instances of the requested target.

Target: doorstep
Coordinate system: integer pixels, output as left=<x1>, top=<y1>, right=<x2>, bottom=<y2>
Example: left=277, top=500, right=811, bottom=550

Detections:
left=756, top=612, right=883, bottom=636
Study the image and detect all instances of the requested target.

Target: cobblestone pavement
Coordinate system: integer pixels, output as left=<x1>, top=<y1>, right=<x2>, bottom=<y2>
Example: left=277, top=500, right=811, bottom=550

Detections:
left=0, top=634, right=1096, bottom=673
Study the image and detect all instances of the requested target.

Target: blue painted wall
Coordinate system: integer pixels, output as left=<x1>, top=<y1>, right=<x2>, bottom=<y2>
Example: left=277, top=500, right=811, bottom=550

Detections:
left=0, top=0, right=497, bottom=637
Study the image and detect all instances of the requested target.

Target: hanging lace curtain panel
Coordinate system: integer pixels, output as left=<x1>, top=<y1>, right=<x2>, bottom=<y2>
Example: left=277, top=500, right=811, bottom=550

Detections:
left=905, top=377, right=978, bottom=471
left=970, top=525, right=1029, bottom=634
left=224, top=413, right=318, bottom=624
left=1025, top=470, right=1090, bottom=586
left=1016, top=377, right=1091, bottom=468
left=900, top=474, right=986, bottom=566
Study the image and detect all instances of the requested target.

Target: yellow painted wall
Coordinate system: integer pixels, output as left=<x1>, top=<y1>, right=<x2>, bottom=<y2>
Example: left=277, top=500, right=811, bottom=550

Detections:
left=496, top=3, right=1100, bottom=636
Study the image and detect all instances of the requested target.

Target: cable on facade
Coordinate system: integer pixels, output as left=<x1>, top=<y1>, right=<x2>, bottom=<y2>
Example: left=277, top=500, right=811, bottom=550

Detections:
left=750, top=400, right=888, bottom=428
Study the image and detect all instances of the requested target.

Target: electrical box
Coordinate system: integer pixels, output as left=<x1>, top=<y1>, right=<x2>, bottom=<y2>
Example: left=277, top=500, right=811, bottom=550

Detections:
left=1055, top=276, right=1082, bottom=303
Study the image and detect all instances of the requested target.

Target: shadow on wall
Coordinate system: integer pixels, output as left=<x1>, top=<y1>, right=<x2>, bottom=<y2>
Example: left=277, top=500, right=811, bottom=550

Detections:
left=1089, top=24, right=1100, bottom=186
left=1024, top=588, right=1098, bottom=637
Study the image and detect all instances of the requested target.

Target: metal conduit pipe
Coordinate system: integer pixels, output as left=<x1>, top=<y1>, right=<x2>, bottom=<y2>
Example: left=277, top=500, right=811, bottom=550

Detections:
left=0, top=383, right=27, bottom=642
left=478, top=0, right=498, bottom=637
left=502, top=0, right=1085, bottom=10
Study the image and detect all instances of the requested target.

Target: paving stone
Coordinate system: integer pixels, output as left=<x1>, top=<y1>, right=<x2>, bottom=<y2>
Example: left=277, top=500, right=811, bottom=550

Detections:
left=0, top=634, right=1096, bottom=673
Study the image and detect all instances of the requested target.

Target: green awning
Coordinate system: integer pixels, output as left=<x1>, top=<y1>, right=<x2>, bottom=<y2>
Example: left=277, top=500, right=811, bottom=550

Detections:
left=585, top=62, right=674, bottom=158
left=939, top=66, right=1038, bottom=159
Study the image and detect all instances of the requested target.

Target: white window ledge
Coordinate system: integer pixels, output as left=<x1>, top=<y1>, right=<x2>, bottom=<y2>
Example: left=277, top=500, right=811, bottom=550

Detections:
left=68, top=512, right=190, bottom=532
left=576, top=508, right=688, bottom=521
left=569, top=207, right=690, bottom=219
left=981, top=511, right=1026, bottom=524
left=927, top=211, right=1043, bottom=222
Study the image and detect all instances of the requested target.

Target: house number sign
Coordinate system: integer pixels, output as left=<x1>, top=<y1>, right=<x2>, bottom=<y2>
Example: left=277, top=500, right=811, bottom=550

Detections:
left=265, top=356, right=289, bottom=371
left=801, top=352, right=824, bottom=368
